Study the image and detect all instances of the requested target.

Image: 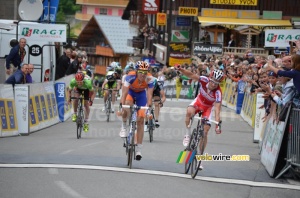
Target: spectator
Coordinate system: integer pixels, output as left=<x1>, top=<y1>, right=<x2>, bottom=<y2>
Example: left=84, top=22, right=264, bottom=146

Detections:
left=228, top=34, right=235, bottom=47
left=65, top=53, right=83, bottom=76
left=5, top=38, right=27, bottom=79
left=200, top=31, right=211, bottom=44
left=55, top=48, right=71, bottom=80
left=267, top=54, right=300, bottom=94
left=5, top=63, right=28, bottom=87
left=26, top=64, right=34, bottom=83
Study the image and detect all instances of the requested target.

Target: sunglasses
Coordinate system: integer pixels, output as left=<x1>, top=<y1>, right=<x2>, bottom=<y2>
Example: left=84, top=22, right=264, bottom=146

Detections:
left=209, top=79, right=220, bottom=85
left=137, top=70, right=148, bottom=75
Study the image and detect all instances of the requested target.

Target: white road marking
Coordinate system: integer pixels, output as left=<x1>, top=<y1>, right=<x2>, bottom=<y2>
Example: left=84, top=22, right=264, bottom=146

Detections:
left=55, top=181, right=86, bottom=198
left=60, top=142, right=103, bottom=155
left=60, top=150, right=74, bottom=155
left=79, top=141, right=103, bottom=149
left=1, top=164, right=299, bottom=191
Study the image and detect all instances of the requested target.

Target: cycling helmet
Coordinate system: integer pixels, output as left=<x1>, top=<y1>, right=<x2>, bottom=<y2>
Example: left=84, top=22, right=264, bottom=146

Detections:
left=136, top=61, right=149, bottom=71
left=110, top=61, right=119, bottom=68
left=212, top=69, right=224, bottom=81
left=114, top=68, right=122, bottom=75
left=75, top=72, right=85, bottom=81
left=125, top=63, right=135, bottom=74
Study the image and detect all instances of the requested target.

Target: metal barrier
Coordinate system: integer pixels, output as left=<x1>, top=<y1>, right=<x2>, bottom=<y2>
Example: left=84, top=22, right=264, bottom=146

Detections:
left=276, top=108, right=300, bottom=179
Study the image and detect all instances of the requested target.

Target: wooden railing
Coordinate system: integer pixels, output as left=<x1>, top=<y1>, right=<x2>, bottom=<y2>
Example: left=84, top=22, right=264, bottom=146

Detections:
left=223, top=47, right=269, bottom=57
left=75, top=12, right=93, bottom=21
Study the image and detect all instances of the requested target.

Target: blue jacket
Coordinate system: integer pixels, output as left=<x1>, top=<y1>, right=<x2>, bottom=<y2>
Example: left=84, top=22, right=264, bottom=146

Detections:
left=5, top=70, right=26, bottom=86
left=5, top=45, right=25, bottom=69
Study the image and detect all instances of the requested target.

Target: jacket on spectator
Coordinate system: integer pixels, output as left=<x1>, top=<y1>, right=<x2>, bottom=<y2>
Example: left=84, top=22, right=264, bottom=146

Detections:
left=55, top=54, right=70, bottom=80
left=65, top=59, right=81, bottom=76
left=5, top=69, right=26, bottom=86
left=5, top=45, right=25, bottom=70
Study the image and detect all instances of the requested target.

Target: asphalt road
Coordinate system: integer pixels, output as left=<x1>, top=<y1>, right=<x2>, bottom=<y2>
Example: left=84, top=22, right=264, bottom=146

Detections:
left=0, top=98, right=299, bottom=198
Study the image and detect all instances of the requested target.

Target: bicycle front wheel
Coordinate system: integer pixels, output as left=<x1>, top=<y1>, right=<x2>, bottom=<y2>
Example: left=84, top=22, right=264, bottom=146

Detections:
left=106, top=99, right=111, bottom=122
left=191, top=131, right=204, bottom=179
left=128, top=122, right=136, bottom=169
left=184, top=129, right=197, bottom=174
left=76, top=111, right=83, bottom=139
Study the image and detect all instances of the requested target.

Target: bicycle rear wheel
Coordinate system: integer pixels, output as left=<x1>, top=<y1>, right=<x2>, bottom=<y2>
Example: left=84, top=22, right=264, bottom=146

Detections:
left=185, top=128, right=197, bottom=174
left=148, top=120, right=154, bottom=143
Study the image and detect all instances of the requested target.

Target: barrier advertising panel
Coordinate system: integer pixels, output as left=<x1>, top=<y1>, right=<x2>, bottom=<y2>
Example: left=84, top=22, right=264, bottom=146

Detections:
left=253, top=93, right=265, bottom=142
left=0, top=85, right=18, bottom=137
left=14, top=85, right=29, bottom=135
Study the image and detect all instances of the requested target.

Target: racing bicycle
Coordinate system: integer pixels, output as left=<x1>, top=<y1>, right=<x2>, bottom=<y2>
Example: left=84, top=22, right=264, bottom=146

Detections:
left=121, top=104, right=149, bottom=169
left=71, top=93, right=85, bottom=139
left=184, top=112, right=221, bottom=179
left=103, top=88, right=117, bottom=122
left=145, top=99, right=162, bottom=142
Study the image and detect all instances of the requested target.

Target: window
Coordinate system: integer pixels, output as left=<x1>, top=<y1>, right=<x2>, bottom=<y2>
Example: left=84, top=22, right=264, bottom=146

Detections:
left=100, top=8, right=107, bottom=15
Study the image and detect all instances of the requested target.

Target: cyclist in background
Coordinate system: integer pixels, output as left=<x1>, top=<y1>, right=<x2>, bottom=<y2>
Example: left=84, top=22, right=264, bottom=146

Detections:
left=147, top=66, right=166, bottom=128
left=119, top=61, right=154, bottom=160
left=68, top=72, right=95, bottom=132
left=102, top=69, right=121, bottom=113
left=175, top=65, right=222, bottom=163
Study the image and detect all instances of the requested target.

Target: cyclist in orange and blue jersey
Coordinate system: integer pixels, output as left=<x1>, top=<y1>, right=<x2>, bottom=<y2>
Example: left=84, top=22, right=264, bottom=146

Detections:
left=119, top=61, right=155, bottom=160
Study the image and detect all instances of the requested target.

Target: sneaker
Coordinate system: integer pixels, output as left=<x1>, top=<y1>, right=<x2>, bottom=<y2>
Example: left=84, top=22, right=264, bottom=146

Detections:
left=135, top=146, right=142, bottom=161
left=102, top=107, right=106, bottom=112
left=83, top=123, right=89, bottom=132
left=119, top=128, right=127, bottom=138
left=155, top=120, right=160, bottom=128
left=72, top=114, right=77, bottom=122
left=111, top=107, right=115, bottom=113
left=183, top=135, right=190, bottom=147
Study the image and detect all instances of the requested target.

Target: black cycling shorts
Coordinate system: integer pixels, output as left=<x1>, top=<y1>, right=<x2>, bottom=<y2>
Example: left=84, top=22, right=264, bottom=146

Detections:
left=76, top=88, right=89, bottom=100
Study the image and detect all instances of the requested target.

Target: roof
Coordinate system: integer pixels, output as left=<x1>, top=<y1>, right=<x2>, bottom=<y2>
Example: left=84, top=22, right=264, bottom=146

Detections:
left=94, top=15, right=137, bottom=54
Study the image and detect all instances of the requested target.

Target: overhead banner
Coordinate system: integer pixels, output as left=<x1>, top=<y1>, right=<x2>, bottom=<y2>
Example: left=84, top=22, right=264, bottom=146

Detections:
left=210, top=0, right=257, bottom=6
left=142, top=0, right=160, bottom=14
left=19, top=22, right=67, bottom=42
left=265, top=29, right=300, bottom=47
left=193, top=43, right=223, bottom=55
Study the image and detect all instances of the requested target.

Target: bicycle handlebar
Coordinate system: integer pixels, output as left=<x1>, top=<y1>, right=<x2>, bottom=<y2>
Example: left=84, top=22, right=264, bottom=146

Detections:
left=193, top=116, right=222, bottom=126
left=103, top=88, right=119, bottom=91
left=122, top=105, right=149, bottom=110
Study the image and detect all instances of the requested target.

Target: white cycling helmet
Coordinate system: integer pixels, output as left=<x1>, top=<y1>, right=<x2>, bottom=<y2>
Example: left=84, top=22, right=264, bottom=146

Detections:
left=212, top=69, right=224, bottom=81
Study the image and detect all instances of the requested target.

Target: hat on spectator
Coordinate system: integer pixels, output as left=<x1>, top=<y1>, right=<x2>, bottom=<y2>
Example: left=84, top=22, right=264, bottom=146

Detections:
left=268, top=71, right=278, bottom=77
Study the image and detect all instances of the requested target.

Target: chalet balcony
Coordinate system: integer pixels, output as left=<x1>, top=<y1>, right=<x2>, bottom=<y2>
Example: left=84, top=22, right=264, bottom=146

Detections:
left=76, top=0, right=128, bottom=6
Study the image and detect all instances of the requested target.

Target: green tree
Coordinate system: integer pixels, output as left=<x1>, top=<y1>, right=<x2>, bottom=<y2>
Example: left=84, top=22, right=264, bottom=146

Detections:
left=56, top=0, right=80, bottom=21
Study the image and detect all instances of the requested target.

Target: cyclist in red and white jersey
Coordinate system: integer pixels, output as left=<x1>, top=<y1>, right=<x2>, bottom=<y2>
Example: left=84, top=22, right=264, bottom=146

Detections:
left=175, top=65, right=223, bottom=154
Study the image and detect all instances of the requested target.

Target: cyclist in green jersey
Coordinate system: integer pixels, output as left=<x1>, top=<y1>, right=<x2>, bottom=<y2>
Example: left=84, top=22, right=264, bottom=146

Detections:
left=68, top=72, right=95, bottom=132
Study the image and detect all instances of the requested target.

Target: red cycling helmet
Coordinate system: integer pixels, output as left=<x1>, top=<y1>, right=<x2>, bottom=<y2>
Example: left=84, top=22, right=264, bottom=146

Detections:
left=75, top=72, right=85, bottom=81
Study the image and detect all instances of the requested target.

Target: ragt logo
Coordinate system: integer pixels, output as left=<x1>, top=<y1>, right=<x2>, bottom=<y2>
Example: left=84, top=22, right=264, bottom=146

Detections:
left=143, top=0, right=159, bottom=14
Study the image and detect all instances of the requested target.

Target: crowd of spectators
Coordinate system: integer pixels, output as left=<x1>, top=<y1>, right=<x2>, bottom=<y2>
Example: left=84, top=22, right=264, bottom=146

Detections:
left=157, top=41, right=300, bottom=120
